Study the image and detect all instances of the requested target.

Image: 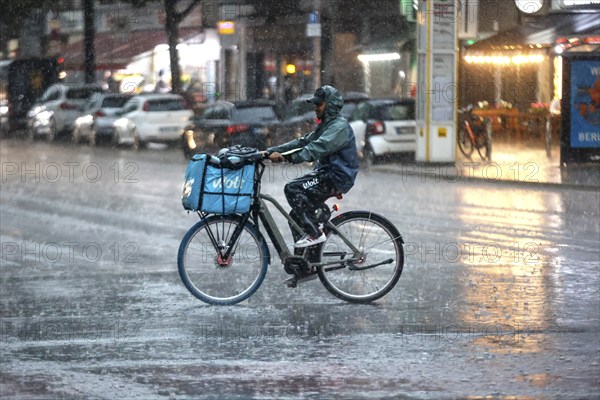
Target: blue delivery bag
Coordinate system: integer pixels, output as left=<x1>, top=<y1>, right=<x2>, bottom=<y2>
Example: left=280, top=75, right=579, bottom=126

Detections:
left=181, top=153, right=255, bottom=214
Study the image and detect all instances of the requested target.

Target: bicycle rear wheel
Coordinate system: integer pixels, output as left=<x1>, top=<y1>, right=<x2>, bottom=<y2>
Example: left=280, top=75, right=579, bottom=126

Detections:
left=457, top=126, right=474, bottom=158
left=475, top=134, right=490, bottom=161
left=317, top=211, right=404, bottom=303
left=178, top=215, right=269, bottom=305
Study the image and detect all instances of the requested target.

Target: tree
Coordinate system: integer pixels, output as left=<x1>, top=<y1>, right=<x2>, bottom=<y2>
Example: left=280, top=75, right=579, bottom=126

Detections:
left=122, top=0, right=200, bottom=93
left=1, top=0, right=200, bottom=93
left=163, top=0, right=201, bottom=94
left=83, top=0, right=95, bottom=83
left=0, top=0, right=56, bottom=58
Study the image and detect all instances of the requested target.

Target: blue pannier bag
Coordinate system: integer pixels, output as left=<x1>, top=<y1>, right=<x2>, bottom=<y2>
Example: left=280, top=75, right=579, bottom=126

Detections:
left=182, top=153, right=255, bottom=214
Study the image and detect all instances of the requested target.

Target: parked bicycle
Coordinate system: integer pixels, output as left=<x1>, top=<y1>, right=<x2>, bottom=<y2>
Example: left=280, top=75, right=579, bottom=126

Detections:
left=457, top=105, right=491, bottom=161
left=177, top=146, right=405, bottom=305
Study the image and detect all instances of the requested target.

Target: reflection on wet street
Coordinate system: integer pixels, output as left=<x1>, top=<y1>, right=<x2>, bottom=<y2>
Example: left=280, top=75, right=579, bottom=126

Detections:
left=1, top=139, right=598, bottom=399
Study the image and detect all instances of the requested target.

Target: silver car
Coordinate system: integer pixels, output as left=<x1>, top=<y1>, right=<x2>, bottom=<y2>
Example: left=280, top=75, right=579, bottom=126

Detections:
left=72, top=93, right=132, bottom=145
left=27, top=83, right=105, bottom=141
left=113, top=94, right=193, bottom=149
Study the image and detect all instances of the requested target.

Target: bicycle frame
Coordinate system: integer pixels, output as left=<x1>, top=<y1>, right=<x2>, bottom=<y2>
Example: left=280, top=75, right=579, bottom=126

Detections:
left=458, top=107, right=483, bottom=144
left=255, top=194, right=363, bottom=266
left=203, top=190, right=362, bottom=268
left=196, top=158, right=370, bottom=275
left=463, top=119, right=476, bottom=144
left=458, top=108, right=491, bottom=159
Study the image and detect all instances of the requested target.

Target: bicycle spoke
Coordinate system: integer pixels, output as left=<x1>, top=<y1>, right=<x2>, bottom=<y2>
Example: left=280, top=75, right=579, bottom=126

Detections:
left=178, top=216, right=268, bottom=305
left=318, top=212, right=404, bottom=303
left=357, top=213, right=375, bottom=250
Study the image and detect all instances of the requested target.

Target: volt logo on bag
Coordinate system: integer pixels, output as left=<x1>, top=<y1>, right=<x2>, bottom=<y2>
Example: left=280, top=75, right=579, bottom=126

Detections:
left=211, top=175, right=245, bottom=190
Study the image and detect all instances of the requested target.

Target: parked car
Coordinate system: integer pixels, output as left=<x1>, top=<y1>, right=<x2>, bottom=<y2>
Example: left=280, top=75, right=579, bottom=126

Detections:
left=349, top=98, right=416, bottom=166
left=27, top=83, right=105, bottom=141
left=72, top=93, right=133, bottom=145
left=0, top=99, right=8, bottom=134
left=275, top=94, right=316, bottom=143
left=113, top=93, right=193, bottom=149
left=276, top=91, right=369, bottom=143
left=340, top=91, right=369, bottom=119
left=2, top=57, right=64, bottom=134
left=181, top=99, right=279, bottom=158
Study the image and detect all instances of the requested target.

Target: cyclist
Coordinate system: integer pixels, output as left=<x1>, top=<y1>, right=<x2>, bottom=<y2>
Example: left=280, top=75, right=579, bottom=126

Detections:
left=263, top=85, right=359, bottom=248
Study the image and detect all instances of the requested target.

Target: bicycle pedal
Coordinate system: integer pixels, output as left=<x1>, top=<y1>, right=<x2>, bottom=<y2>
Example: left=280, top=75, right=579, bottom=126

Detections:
left=284, top=276, right=297, bottom=288
left=284, top=273, right=317, bottom=288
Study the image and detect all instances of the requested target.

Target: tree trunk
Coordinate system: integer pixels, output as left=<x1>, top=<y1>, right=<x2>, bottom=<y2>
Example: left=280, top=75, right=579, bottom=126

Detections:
left=164, top=0, right=182, bottom=94
left=83, top=0, right=96, bottom=84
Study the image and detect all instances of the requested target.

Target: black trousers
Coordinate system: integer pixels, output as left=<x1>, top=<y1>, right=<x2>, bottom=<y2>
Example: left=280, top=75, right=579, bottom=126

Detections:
left=284, top=170, right=337, bottom=238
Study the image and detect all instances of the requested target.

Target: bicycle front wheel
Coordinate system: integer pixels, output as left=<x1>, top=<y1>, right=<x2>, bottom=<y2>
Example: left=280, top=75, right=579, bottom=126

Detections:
left=457, top=126, right=474, bottom=158
left=475, top=133, right=490, bottom=161
left=318, top=211, right=404, bottom=303
left=178, top=215, right=269, bottom=305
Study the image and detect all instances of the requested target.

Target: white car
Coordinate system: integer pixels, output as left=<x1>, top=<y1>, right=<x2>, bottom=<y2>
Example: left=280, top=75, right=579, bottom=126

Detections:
left=0, top=99, right=8, bottom=134
left=349, top=99, right=416, bottom=166
left=27, top=83, right=105, bottom=141
left=113, top=94, right=193, bottom=149
left=72, top=93, right=132, bottom=145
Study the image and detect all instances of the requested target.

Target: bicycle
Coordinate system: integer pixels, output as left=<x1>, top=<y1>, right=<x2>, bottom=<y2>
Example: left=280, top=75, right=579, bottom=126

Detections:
left=177, top=149, right=405, bottom=305
left=457, top=105, right=491, bottom=161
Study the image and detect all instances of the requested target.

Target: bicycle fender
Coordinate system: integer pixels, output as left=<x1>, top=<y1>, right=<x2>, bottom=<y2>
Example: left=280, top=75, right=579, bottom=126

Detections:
left=329, top=210, right=404, bottom=244
left=251, top=223, right=272, bottom=263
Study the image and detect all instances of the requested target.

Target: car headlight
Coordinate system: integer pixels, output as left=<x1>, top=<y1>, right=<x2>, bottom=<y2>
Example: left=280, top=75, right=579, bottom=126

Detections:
left=113, top=117, right=128, bottom=128
left=185, top=129, right=196, bottom=149
left=28, top=106, right=44, bottom=117
left=35, top=110, right=53, bottom=125
left=76, top=115, right=94, bottom=125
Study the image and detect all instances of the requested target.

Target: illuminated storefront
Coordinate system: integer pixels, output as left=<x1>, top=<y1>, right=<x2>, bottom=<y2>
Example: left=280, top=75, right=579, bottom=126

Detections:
left=460, top=10, right=599, bottom=144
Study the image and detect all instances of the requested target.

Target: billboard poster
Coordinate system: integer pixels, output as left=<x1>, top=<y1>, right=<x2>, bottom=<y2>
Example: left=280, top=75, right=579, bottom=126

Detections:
left=570, top=59, right=600, bottom=148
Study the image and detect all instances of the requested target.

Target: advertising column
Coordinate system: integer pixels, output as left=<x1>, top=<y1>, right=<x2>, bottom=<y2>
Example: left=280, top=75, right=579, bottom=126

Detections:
left=416, top=0, right=457, bottom=162
left=560, top=54, right=600, bottom=165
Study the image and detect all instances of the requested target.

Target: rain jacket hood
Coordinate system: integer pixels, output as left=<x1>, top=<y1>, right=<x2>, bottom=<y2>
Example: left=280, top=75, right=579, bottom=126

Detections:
left=314, top=85, right=344, bottom=121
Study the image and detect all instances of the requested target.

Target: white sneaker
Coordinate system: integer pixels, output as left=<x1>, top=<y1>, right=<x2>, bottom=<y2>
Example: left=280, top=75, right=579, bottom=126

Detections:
left=294, top=232, right=326, bottom=248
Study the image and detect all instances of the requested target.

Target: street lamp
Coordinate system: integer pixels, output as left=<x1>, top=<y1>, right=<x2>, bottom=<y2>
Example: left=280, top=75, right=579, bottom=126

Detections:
left=357, top=53, right=401, bottom=96
left=514, top=0, right=543, bottom=14
left=358, top=53, right=401, bottom=62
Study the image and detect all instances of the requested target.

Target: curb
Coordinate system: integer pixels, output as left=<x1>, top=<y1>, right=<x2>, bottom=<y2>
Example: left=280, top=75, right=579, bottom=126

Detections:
left=368, top=163, right=600, bottom=192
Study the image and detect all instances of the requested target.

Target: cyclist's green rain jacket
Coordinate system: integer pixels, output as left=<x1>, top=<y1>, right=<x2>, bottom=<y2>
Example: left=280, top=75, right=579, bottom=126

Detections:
left=267, top=85, right=359, bottom=193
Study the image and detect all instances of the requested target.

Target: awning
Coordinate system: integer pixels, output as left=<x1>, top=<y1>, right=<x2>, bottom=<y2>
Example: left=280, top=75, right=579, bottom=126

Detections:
left=466, top=12, right=600, bottom=52
left=62, top=27, right=201, bottom=70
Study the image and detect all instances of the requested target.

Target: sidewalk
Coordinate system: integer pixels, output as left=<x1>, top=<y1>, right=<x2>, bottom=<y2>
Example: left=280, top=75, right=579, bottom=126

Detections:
left=373, top=143, right=600, bottom=190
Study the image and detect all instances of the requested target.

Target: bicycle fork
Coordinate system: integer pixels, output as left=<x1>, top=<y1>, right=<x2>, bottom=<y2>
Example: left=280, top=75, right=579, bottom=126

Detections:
left=203, top=213, right=252, bottom=266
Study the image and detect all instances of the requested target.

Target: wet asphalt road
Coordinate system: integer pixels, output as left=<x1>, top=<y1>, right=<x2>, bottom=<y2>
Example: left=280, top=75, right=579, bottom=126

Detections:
left=1, top=138, right=599, bottom=399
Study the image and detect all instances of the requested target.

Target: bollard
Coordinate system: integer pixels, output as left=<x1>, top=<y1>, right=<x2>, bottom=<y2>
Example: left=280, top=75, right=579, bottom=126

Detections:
left=545, top=115, right=552, bottom=158
left=485, top=118, right=492, bottom=162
